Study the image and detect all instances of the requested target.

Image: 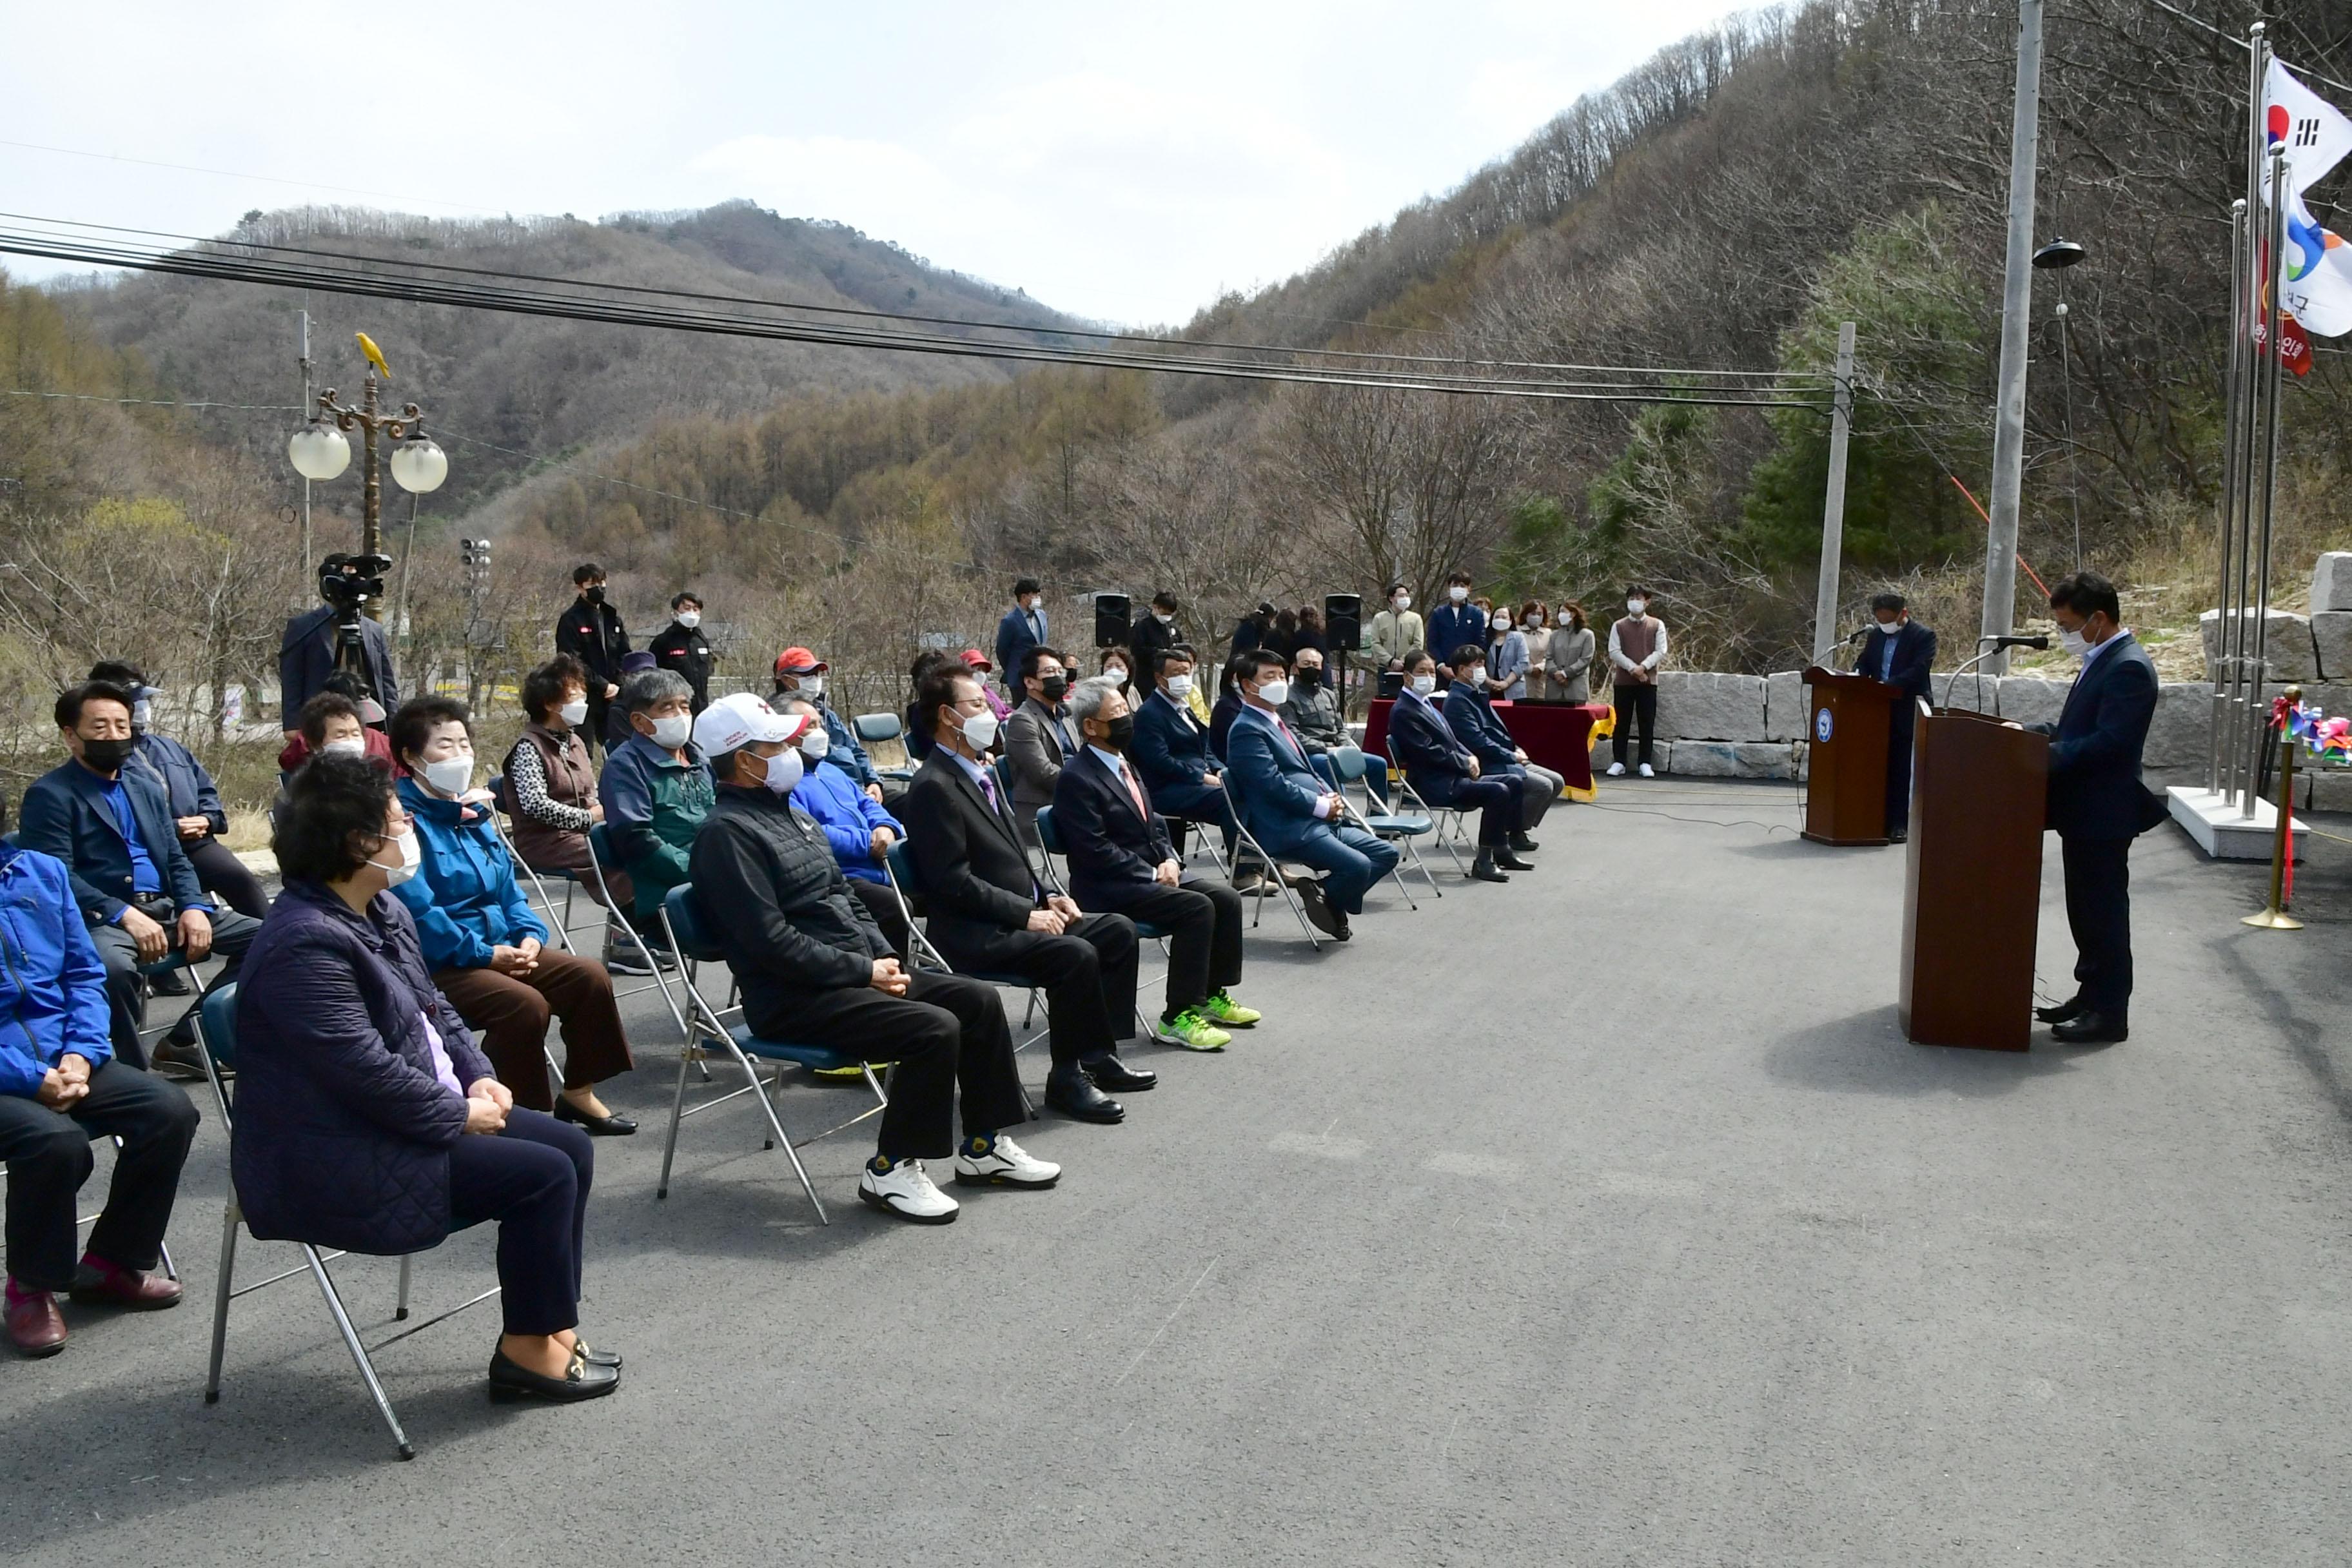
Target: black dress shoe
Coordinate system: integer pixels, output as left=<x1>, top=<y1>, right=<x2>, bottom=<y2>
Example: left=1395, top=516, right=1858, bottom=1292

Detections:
left=1471, top=852, right=1510, bottom=884
left=1294, top=877, right=1343, bottom=937
left=1045, top=1066, right=1124, bottom=1124
left=553, top=1098, right=638, bottom=1136
left=1888, top=828, right=1908, bottom=843
left=571, top=1338, right=622, bottom=1369
left=1496, top=850, right=1537, bottom=872
left=147, top=968, right=191, bottom=997
left=1082, top=1054, right=1157, bottom=1092
left=2034, top=995, right=2088, bottom=1024
left=488, top=1348, right=621, bottom=1402
left=1329, top=910, right=1351, bottom=942
left=1509, top=833, right=1540, bottom=853
left=2051, top=1010, right=2128, bottom=1044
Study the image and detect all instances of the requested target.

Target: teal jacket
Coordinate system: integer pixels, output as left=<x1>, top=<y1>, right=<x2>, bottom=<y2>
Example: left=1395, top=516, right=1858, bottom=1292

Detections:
left=391, top=777, right=547, bottom=971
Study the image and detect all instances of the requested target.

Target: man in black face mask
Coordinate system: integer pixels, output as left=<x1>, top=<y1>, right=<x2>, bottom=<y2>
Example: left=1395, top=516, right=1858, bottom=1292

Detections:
left=1004, top=644, right=1081, bottom=847
left=17, top=681, right=260, bottom=1075
left=1278, top=647, right=1345, bottom=772
left=554, top=562, right=630, bottom=759
left=1050, top=676, right=1259, bottom=1052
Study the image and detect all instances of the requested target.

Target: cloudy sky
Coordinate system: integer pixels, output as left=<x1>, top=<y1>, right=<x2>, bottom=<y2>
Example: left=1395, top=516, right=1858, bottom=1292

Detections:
left=3, top=1, right=1754, bottom=325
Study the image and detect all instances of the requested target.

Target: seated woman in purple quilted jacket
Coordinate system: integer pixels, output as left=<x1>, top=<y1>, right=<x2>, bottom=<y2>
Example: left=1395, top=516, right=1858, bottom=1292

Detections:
left=231, top=754, right=622, bottom=1404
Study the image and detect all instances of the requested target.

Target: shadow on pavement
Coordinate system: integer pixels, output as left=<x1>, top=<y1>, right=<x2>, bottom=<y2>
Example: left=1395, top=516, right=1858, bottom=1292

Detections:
left=1761, top=1004, right=2086, bottom=1098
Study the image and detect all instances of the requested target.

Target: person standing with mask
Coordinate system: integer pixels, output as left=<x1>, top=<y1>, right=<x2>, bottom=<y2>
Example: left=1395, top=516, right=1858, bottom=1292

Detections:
left=1129, top=592, right=1184, bottom=671
left=1850, top=591, right=1937, bottom=843
left=1605, top=585, right=1667, bottom=778
left=1370, top=583, right=1424, bottom=674
left=995, top=577, right=1048, bottom=692
left=554, top=564, right=629, bottom=760
left=648, top=592, right=714, bottom=714
left=1544, top=603, right=1596, bottom=704
left=1485, top=606, right=1531, bottom=700
left=1426, top=573, right=1485, bottom=678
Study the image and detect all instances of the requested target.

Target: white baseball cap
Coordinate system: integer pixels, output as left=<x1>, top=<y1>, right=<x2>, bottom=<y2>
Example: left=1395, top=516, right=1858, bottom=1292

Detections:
left=691, top=692, right=810, bottom=756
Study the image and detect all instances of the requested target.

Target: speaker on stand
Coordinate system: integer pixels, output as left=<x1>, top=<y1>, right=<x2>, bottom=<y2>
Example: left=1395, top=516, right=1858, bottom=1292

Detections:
left=1092, top=592, right=1132, bottom=650
left=1324, top=593, right=1363, bottom=720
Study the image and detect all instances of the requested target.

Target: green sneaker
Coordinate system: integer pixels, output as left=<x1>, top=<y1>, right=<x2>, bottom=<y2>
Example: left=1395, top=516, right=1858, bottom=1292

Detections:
left=1200, top=990, right=1260, bottom=1028
left=1150, top=1008, right=1231, bottom=1052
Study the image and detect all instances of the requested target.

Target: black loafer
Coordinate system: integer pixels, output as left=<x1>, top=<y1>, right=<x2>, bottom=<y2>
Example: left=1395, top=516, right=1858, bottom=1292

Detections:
left=1082, top=1054, right=1157, bottom=1092
left=2034, top=995, right=2088, bottom=1024
left=553, top=1099, right=638, bottom=1137
left=1045, top=1066, right=1124, bottom=1124
left=489, top=1348, right=620, bottom=1402
left=571, top=1338, right=622, bottom=1370
left=1509, top=834, right=1540, bottom=853
left=2051, top=1011, right=2128, bottom=1044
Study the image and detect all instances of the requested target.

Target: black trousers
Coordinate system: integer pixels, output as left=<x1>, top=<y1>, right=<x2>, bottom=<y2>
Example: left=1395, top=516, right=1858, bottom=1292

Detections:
left=184, top=837, right=271, bottom=920
left=2061, top=834, right=2134, bottom=1014
left=934, top=913, right=1139, bottom=1066
left=1095, top=876, right=1244, bottom=1018
left=1885, top=712, right=1918, bottom=832
left=0, top=1063, right=199, bottom=1291
left=745, top=971, right=1026, bottom=1161
left=446, top=1108, right=593, bottom=1338
left=847, top=877, right=912, bottom=959
left=1612, top=683, right=1658, bottom=767
left=92, top=908, right=261, bottom=1069
left=1449, top=775, right=1524, bottom=845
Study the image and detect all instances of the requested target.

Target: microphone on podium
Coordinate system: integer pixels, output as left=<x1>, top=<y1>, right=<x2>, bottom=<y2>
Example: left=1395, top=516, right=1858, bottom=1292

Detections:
left=1990, top=634, right=2050, bottom=651
left=1843, top=626, right=1872, bottom=644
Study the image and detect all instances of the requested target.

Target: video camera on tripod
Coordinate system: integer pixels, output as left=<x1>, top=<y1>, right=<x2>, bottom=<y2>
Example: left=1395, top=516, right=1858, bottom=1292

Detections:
left=317, top=551, right=395, bottom=695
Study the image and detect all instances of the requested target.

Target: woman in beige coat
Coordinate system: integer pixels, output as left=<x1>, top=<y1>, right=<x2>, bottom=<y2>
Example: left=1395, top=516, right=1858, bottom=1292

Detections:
left=1542, top=602, right=1597, bottom=703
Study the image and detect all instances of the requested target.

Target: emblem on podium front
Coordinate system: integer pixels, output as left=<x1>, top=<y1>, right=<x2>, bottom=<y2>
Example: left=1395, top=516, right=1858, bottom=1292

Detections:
left=1815, top=709, right=1834, bottom=743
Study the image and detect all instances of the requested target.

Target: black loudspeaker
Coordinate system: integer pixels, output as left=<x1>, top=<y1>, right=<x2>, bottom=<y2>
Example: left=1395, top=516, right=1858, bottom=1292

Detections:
left=1324, top=593, right=1363, bottom=651
left=1092, top=593, right=1132, bottom=649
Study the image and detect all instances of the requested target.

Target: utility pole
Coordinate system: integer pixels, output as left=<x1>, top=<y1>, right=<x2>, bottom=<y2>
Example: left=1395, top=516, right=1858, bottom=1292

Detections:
left=297, top=306, right=313, bottom=590
left=1979, top=0, right=2044, bottom=674
left=1811, top=321, right=1857, bottom=663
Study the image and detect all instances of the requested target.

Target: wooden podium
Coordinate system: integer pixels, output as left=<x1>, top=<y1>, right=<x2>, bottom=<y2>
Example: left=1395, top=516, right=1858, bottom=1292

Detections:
left=1900, top=705, right=2049, bottom=1052
left=1801, top=666, right=1900, bottom=845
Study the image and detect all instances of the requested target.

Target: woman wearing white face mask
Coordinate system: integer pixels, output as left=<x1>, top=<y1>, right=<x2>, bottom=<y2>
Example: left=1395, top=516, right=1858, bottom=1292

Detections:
left=1485, top=605, right=1531, bottom=700
left=1543, top=602, right=1596, bottom=704
left=648, top=591, right=715, bottom=714
left=601, top=669, right=718, bottom=944
left=233, top=752, right=623, bottom=1402
left=503, top=656, right=661, bottom=977
left=1371, top=582, right=1424, bottom=674
left=389, top=697, right=638, bottom=1135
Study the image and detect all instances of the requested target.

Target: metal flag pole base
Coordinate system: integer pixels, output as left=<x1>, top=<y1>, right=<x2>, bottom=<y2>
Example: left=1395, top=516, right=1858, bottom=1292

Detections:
left=2242, top=685, right=2303, bottom=930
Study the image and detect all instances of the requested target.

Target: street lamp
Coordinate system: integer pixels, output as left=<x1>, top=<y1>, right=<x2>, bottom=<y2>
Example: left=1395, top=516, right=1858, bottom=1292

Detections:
left=286, top=332, right=449, bottom=614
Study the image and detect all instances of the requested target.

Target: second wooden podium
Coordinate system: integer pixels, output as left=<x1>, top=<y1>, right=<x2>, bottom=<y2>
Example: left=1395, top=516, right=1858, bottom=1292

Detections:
left=1801, top=666, right=1901, bottom=845
left=1900, top=705, right=2049, bottom=1052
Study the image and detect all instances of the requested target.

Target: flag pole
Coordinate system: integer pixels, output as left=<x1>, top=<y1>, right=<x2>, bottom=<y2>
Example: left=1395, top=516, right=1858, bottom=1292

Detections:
left=1978, top=0, right=2044, bottom=676
left=2226, top=24, right=2271, bottom=808
left=1810, top=321, right=1857, bottom=664
left=2246, top=142, right=2292, bottom=822
left=2210, top=197, right=2245, bottom=798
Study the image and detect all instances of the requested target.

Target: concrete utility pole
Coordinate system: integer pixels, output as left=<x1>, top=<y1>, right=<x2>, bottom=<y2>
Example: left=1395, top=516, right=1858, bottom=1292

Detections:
left=1811, top=320, right=1857, bottom=663
left=1979, top=0, right=2044, bottom=674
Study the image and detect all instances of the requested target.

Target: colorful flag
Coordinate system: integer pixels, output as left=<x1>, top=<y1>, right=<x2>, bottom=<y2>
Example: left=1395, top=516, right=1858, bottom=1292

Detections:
left=2278, top=193, right=2352, bottom=337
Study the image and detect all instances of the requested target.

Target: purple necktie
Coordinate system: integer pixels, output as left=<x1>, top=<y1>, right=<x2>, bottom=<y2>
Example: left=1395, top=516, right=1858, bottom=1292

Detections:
left=977, top=768, right=1001, bottom=815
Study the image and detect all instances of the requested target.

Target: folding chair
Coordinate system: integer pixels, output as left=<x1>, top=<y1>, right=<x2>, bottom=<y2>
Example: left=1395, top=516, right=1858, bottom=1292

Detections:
left=649, top=885, right=887, bottom=1215
left=1213, top=775, right=1322, bottom=950
left=880, top=843, right=1052, bottom=1054
left=1326, top=747, right=1429, bottom=907
left=1384, top=735, right=1472, bottom=876
left=852, top=710, right=916, bottom=784
left=195, top=985, right=496, bottom=1462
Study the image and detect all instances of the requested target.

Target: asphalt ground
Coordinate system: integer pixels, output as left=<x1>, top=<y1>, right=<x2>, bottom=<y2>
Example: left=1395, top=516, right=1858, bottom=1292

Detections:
left=4, top=779, right=2349, bottom=1567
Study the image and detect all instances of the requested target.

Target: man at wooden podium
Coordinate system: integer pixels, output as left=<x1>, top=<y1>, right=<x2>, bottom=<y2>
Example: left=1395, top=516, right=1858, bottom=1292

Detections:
left=1850, top=592, right=1936, bottom=842
left=2019, top=571, right=2157, bottom=1046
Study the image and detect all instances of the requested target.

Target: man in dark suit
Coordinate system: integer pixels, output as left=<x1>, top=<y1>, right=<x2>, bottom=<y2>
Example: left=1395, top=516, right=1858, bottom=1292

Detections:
left=1130, top=645, right=1247, bottom=883
left=1426, top=572, right=1486, bottom=678
left=1003, top=644, right=1079, bottom=843
left=1053, top=676, right=1258, bottom=1052
left=1851, top=591, right=1938, bottom=842
left=1389, top=651, right=1533, bottom=883
left=994, top=577, right=1048, bottom=691
left=899, top=664, right=1151, bottom=1124
left=277, top=564, right=400, bottom=734
left=17, top=681, right=260, bottom=1073
left=554, top=562, right=629, bottom=758
left=1128, top=591, right=1182, bottom=671
left=2023, top=572, right=2159, bottom=1045
left=1439, top=647, right=1559, bottom=837
left=1224, top=650, right=1399, bottom=941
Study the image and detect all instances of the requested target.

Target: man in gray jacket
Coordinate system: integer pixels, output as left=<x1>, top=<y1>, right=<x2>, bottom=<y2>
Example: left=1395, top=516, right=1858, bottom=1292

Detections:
left=684, top=693, right=1060, bottom=1225
left=1004, top=645, right=1081, bottom=845
left=1278, top=646, right=1347, bottom=779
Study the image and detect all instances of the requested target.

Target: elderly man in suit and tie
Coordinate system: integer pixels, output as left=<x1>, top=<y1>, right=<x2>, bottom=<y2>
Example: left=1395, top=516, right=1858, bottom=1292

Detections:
left=1851, top=591, right=1938, bottom=843
left=2020, top=571, right=2159, bottom=1046
left=898, top=663, right=1152, bottom=1125
left=1052, top=676, right=1260, bottom=1054
left=1224, top=649, right=1399, bottom=942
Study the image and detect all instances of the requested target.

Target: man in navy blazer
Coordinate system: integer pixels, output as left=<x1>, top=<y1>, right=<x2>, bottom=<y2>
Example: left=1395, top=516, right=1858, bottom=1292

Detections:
left=993, top=576, right=1048, bottom=692
left=1129, top=646, right=1244, bottom=872
left=1426, top=571, right=1486, bottom=675
left=1052, top=677, right=1259, bottom=1050
left=1440, top=647, right=1562, bottom=832
left=1389, top=651, right=1534, bottom=882
left=2021, top=572, right=2159, bottom=1044
left=1850, top=591, right=1939, bottom=841
left=1224, top=650, right=1398, bottom=941
left=18, top=681, right=260, bottom=1072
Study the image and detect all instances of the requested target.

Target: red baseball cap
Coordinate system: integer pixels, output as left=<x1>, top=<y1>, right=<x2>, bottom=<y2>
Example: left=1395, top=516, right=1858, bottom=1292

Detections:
left=773, top=646, right=827, bottom=678
left=959, top=649, right=992, bottom=671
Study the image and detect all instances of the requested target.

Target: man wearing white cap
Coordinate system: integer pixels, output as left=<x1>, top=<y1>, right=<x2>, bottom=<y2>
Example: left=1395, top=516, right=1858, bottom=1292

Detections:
left=685, top=694, right=1057, bottom=1224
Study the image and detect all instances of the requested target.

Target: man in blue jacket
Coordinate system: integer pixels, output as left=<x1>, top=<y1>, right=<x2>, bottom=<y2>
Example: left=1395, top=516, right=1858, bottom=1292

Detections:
left=1224, top=649, right=1398, bottom=941
left=1426, top=572, right=1486, bottom=676
left=1848, top=594, right=1938, bottom=842
left=771, top=645, right=883, bottom=799
left=1130, top=646, right=1248, bottom=884
left=774, top=694, right=910, bottom=955
left=994, top=576, right=1048, bottom=691
left=0, top=806, right=199, bottom=1357
left=90, top=662, right=271, bottom=925
left=19, top=681, right=260, bottom=1074
left=1440, top=646, right=1559, bottom=839
left=2023, top=572, right=2160, bottom=1045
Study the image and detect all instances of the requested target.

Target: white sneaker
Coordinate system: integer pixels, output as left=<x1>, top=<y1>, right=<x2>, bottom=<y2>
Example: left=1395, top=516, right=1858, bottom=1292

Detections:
left=1605, top=761, right=1627, bottom=778
left=1638, top=763, right=1655, bottom=778
left=953, top=1133, right=1061, bottom=1189
left=859, top=1157, right=960, bottom=1223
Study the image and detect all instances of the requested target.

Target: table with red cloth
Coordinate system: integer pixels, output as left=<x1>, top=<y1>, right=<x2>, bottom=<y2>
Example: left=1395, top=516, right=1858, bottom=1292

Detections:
left=1361, top=698, right=1609, bottom=793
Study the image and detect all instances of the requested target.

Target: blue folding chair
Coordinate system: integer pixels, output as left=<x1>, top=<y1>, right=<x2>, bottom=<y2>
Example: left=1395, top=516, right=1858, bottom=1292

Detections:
left=881, top=842, right=1051, bottom=1054
left=1327, top=745, right=1438, bottom=905
left=1384, top=734, right=1472, bottom=876
left=650, top=885, right=887, bottom=1216
left=1214, top=774, right=1321, bottom=949
left=195, top=985, right=498, bottom=1462
left=1033, top=804, right=1171, bottom=1035
left=852, top=711, right=916, bottom=783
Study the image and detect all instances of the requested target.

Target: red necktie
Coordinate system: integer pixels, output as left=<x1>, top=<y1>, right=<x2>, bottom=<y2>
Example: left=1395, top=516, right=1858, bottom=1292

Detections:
left=1119, top=761, right=1149, bottom=819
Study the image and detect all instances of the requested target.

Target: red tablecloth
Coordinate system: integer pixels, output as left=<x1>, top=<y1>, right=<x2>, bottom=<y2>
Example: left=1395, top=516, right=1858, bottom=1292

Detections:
left=1362, top=698, right=1607, bottom=792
